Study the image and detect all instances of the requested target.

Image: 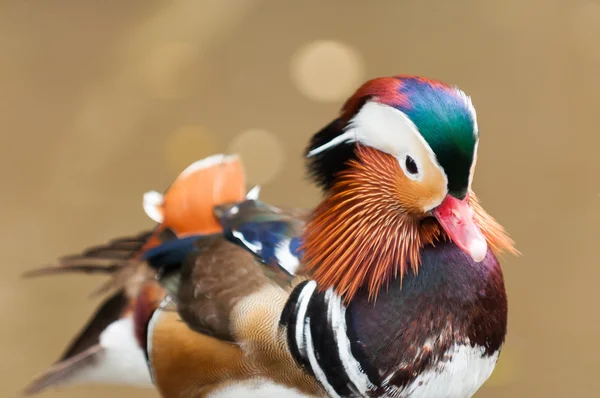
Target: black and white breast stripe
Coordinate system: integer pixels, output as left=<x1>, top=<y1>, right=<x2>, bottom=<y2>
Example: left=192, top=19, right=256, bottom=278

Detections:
left=280, top=281, right=381, bottom=398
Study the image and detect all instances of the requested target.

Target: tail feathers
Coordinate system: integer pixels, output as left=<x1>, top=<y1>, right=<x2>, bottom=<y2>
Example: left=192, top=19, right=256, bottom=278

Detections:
left=78, top=232, right=154, bottom=259
left=22, top=345, right=103, bottom=395
left=23, top=230, right=154, bottom=280
left=87, top=263, right=147, bottom=299
left=23, top=296, right=154, bottom=395
left=58, top=290, right=130, bottom=361
left=22, top=262, right=125, bottom=278
left=76, top=248, right=137, bottom=260
left=64, top=231, right=154, bottom=261
left=23, top=316, right=154, bottom=395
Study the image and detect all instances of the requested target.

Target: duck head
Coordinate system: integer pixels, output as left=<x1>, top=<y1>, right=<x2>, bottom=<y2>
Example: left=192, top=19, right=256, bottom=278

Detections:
left=303, top=75, right=517, bottom=300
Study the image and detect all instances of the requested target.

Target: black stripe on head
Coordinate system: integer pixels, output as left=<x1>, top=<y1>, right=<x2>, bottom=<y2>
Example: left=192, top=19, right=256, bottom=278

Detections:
left=305, top=118, right=357, bottom=191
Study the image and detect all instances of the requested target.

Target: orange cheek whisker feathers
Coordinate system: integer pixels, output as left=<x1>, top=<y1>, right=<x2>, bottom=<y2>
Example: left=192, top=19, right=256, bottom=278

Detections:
left=302, top=148, right=439, bottom=302
left=469, top=193, right=519, bottom=258
left=301, top=147, right=516, bottom=303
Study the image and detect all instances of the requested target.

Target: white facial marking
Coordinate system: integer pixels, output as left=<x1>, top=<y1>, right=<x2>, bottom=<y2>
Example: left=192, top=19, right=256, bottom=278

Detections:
left=142, top=190, right=164, bottom=223
left=308, top=92, right=481, bottom=211
left=307, top=130, right=356, bottom=157
left=309, top=102, right=446, bottom=187
left=349, top=102, right=443, bottom=180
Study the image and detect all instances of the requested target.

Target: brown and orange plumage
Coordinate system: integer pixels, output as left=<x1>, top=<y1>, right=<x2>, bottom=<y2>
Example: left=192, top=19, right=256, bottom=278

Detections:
left=303, top=145, right=516, bottom=302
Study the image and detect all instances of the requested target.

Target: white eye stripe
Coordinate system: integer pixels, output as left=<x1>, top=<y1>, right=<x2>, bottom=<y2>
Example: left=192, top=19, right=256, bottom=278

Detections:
left=307, top=102, right=440, bottom=172
left=348, top=102, right=442, bottom=177
left=306, top=130, right=355, bottom=157
left=306, top=102, right=447, bottom=190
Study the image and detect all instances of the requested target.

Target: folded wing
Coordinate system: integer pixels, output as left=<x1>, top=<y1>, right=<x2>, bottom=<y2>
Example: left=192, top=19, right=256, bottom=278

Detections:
left=215, top=198, right=310, bottom=286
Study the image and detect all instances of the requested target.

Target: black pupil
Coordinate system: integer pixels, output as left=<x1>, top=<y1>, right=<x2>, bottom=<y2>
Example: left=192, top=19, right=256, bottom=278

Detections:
left=405, top=156, right=418, bottom=174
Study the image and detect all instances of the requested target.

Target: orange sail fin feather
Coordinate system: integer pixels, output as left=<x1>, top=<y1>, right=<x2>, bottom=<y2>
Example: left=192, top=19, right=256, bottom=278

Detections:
left=143, top=154, right=246, bottom=237
left=93, top=154, right=248, bottom=297
left=303, top=146, right=516, bottom=303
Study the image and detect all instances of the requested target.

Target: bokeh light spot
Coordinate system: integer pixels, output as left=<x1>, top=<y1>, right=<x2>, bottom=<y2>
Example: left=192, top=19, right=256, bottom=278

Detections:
left=290, top=40, right=365, bottom=103
left=227, top=129, right=284, bottom=185
left=165, top=126, right=220, bottom=175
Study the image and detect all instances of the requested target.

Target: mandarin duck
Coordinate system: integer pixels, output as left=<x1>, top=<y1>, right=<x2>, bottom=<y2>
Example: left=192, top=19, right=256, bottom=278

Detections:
left=143, top=76, right=518, bottom=398
left=23, top=154, right=248, bottom=395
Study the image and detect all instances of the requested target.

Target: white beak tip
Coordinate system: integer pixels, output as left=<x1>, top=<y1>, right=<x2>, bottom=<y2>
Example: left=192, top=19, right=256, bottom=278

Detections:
left=469, top=239, right=488, bottom=263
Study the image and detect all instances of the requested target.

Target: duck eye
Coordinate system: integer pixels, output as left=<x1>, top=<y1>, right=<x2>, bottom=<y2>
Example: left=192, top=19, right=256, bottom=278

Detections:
left=405, top=155, right=419, bottom=175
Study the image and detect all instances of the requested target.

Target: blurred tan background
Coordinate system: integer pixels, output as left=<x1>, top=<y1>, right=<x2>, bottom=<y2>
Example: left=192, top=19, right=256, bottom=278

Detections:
left=1, top=0, right=599, bottom=397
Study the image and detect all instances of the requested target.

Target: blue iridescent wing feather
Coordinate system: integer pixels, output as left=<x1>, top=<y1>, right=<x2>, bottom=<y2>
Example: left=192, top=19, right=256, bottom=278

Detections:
left=140, top=235, right=202, bottom=269
left=215, top=199, right=306, bottom=283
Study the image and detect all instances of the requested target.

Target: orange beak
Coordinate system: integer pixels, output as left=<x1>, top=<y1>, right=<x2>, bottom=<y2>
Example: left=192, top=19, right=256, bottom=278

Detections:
left=433, top=194, right=487, bottom=262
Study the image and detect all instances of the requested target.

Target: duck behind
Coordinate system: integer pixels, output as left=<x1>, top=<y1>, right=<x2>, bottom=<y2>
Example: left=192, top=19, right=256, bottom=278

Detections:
left=22, top=154, right=247, bottom=395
